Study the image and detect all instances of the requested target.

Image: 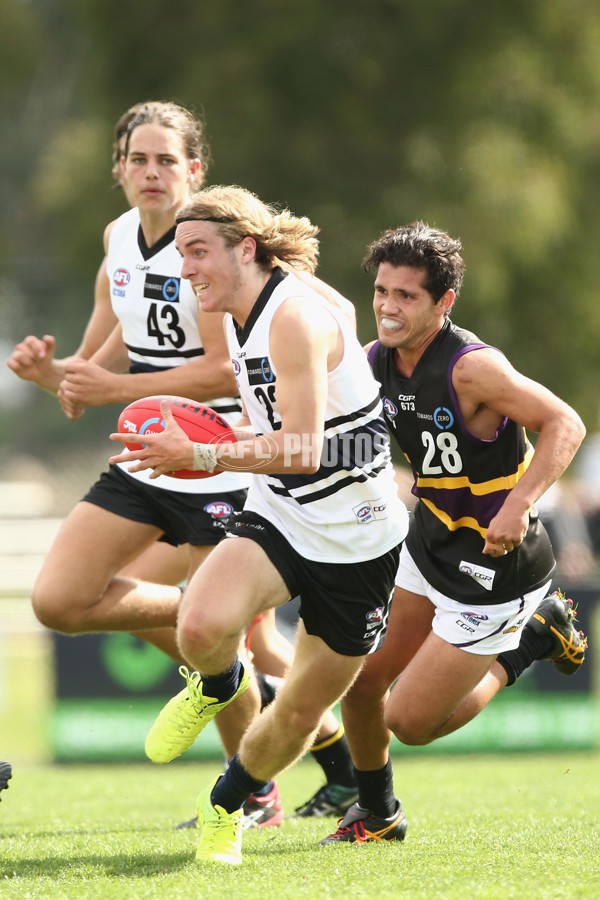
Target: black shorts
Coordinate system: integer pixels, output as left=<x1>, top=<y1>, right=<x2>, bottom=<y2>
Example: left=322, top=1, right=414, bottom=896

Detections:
left=83, top=465, right=247, bottom=547
left=227, top=511, right=401, bottom=657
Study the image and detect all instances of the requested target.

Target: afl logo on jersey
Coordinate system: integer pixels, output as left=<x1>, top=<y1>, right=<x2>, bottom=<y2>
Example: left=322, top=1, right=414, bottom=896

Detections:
left=354, top=504, right=375, bottom=523
left=112, top=269, right=130, bottom=297
left=232, top=359, right=241, bottom=377
left=383, top=397, right=398, bottom=419
left=433, top=406, right=454, bottom=430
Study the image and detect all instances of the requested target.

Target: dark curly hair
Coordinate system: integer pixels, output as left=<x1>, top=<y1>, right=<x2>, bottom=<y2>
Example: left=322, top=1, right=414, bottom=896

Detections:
left=363, top=221, right=465, bottom=300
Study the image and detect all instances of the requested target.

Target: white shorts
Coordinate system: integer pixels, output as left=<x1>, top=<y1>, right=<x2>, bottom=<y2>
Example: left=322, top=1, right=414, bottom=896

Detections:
left=395, top=545, right=551, bottom=655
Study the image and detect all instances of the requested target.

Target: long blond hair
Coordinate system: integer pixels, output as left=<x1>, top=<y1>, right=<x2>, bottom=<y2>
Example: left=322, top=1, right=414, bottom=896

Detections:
left=176, top=185, right=320, bottom=273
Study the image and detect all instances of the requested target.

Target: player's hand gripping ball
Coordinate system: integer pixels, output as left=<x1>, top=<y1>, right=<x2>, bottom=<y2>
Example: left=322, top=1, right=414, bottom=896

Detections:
left=117, top=395, right=235, bottom=479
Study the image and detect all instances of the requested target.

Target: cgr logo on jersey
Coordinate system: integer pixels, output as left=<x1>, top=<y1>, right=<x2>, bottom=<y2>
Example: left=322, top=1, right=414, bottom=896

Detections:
left=245, top=357, right=275, bottom=385
left=383, top=397, right=398, bottom=419
left=112, top=268, right=131, bottom=297
left=459, top=561, right=495, bottom=592
left=434, top=406, right=454, bottom=430
left=144, top=274, right=180, bottom=302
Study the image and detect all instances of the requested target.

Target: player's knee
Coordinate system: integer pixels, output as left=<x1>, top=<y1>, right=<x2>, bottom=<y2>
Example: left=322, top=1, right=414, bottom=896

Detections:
left=274, top=693, right=323, bottom=740
left=178, top=611, right=235, bottom=660
left=287, top=705, right=323, bottom=740
left=384, top=706, right=434, bottom=746
left=345, top=667, right=390, bottom=709
left=31, top=584, right=84, bottom=634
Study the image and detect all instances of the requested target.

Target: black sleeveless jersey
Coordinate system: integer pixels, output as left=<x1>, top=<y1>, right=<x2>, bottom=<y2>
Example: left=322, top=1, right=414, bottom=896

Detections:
left=368, top=319, right=555, bottom=604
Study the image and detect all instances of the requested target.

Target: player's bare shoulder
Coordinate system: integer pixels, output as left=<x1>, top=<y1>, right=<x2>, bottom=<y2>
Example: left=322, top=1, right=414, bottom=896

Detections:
left=271, top=293, right=341, bottom=370
left=451, top=344, right=510, bottom=392
left=283, top=267, right=357, bottom=332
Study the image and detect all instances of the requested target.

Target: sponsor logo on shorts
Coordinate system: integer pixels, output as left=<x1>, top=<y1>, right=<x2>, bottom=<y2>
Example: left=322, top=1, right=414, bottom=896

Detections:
left=459, top=561, right=495, bottom=591
left=503, top=615, right=525, bottom=635
left=203, top=501, right=235, bottom=518
left=455, top=620, right=476, bottom=633
left=460, top=610, right=489, bottom=626
left=352, top=500, right=388, bottom=524
left=366, top=606, right=384, bottom=623
left=235, top=520, right=265, bottom=532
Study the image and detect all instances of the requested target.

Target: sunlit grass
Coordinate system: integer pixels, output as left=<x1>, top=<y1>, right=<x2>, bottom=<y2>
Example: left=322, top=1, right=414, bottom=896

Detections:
left=0, top=754, right=598, bottom=899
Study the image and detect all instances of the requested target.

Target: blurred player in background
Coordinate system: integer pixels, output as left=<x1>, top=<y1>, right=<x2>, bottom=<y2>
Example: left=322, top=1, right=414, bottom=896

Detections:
left=7, top=102, right=357, bottom=823
left=0, top=762, right=11, bottom=803
left=6, top=102, right=190, bottom=585
left=8, top=102, right=141, bottom=390
left=321, top=221, right=587, bottom=844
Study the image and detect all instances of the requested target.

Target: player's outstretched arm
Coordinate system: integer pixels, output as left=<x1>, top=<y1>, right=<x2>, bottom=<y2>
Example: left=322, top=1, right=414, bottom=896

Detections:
left=57, top=323, right=130, bottom=420
left=7, top=224, right=119, bottom=399
left=454, top=348, right=585, bottom=556
left=61, top=309, right=238, bottom=412
left=6, top=334, right=67, bottom=394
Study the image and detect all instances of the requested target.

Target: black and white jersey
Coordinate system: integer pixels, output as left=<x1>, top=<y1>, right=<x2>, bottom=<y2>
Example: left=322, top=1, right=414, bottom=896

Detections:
left=226, top=268, right=408, bottom=562
left=107, top=208, right=204, bottom=371
left=107, top=208, right=246, bottom=494
left=369, top=319, right=555, bottom=603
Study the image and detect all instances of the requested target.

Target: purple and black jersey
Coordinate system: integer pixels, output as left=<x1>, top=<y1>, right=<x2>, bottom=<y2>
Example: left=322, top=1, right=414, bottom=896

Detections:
left=368, top=319, right=555, bottom=604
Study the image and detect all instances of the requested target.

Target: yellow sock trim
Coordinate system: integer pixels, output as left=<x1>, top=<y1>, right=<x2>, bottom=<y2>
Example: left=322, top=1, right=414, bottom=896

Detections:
left=311, top=723, right=345, bottom=752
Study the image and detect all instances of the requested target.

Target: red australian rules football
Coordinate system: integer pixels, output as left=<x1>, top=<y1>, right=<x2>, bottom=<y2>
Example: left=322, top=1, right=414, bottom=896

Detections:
left=117, top=395, right=236, bottom=479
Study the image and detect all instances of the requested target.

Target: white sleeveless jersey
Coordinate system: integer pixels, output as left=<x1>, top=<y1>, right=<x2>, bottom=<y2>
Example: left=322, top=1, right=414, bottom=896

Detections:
left=107, top=207, right=247, bottom=494
left=226, top=270, right=408, bottom=562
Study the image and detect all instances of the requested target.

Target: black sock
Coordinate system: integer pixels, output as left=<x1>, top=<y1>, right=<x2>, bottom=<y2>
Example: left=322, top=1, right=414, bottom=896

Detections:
left=256, top=671, right=281, bottom=710
left=354, top=758, right=396, bottom=819
left=251, top=780, right=275, bottom=797
left=497, top=621, right=555, bottom=686
left=310, top=725, right=356, bottom=788
left=201, top=658, right=244, bottom=703
left=211, top=754, right=268, bottom=814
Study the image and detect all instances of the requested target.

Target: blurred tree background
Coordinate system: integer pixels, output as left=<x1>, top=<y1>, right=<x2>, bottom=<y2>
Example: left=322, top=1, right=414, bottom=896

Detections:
left=2, top=0, right=600, bottom=488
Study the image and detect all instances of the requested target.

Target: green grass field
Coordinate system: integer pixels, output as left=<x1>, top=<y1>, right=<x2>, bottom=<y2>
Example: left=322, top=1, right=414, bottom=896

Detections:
left=1, top=753, right=598, bottom=899
left=1, top=601, right=599, bottom=897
